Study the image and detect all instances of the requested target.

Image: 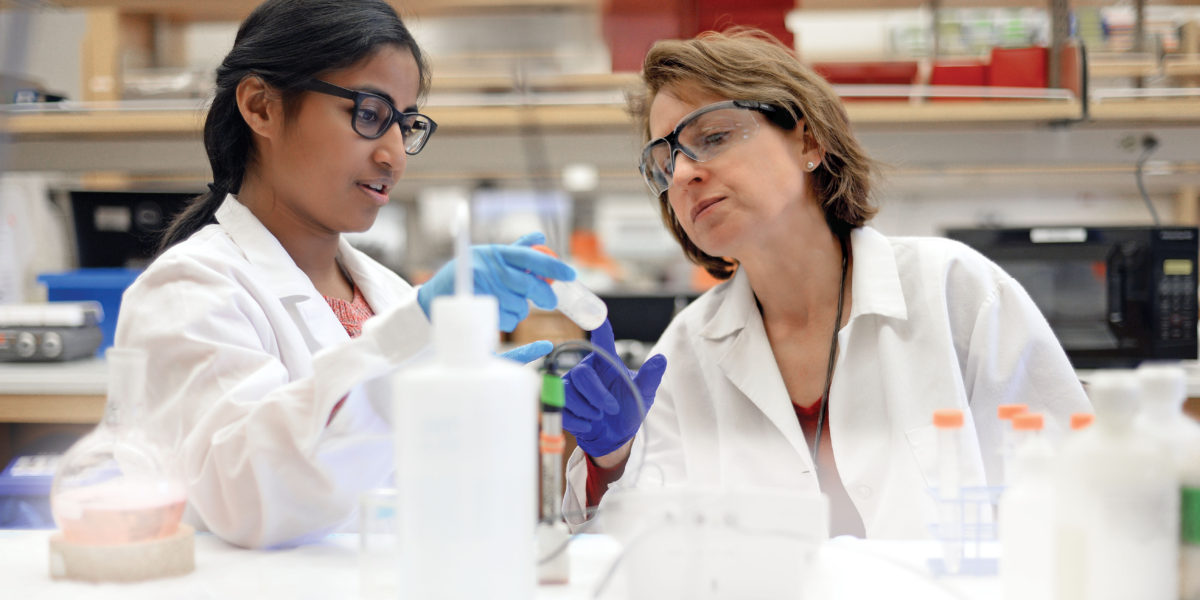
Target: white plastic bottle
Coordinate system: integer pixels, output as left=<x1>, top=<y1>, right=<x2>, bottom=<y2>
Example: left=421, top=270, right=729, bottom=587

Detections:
left=1136, top=363, right=1200, bottom=600
left=1056, top=370, right=1179, bottom=600
left=393, top=208, right=540, bottom=599
left=531, top=244, right=607, bottom=331
left=999, top=412, right=1055, bottom=600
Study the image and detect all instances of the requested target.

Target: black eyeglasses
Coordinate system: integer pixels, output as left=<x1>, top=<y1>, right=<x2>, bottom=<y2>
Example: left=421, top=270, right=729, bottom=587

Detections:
left=300, top=79, right=437, bottom=155
left=638, top=100, right=790, bottom=196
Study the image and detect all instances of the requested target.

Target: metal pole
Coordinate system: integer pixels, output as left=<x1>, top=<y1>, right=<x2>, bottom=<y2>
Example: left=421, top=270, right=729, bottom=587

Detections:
left=1134, top=0, right=1146, bottom=54
left=1048, top=0, right=1070, bottom=89
left=929, top=0, right=942, bottom=60
left=0, top=9, right=33, bottom=175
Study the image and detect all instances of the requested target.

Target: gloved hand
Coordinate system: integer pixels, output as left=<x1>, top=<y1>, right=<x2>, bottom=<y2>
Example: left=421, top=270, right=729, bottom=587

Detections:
left=417, top=232, right=576, bottom=332
left=562, top=320, right=667, bottom=458
left=500, top=340, right=553, bottom=364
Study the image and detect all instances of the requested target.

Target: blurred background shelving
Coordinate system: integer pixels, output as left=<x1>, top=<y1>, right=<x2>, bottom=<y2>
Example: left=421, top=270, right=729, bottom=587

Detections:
left=1, top=0, right=1199, bottom=288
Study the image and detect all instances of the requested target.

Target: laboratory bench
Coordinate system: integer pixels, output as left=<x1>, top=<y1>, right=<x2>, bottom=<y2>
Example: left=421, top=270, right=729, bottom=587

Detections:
left=0, top=529, right=1003, bottom=599
left=5, top=357, right=1200, bottom=428
left=3, top=358, right=1200, bottom=468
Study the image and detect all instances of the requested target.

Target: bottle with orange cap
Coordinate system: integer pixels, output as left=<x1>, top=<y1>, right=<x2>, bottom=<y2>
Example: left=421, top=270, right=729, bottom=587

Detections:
left=999, top=411, right=1055, bottom=600
left=933, top=408, right=965, bottom=575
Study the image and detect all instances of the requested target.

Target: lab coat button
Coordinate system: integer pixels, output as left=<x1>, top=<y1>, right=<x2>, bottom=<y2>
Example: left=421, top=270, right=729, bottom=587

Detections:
left=855, top=485, right=873, bottom=499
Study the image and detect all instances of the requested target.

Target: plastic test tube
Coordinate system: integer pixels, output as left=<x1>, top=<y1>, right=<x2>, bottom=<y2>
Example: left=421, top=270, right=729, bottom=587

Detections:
left=1008, top=413, right=1044, bottom=485
left=531, top=245, right=608, bottom=331
left=933, top=408, right=965, bottom=575
left=997, top=403, right=1027, bottom=486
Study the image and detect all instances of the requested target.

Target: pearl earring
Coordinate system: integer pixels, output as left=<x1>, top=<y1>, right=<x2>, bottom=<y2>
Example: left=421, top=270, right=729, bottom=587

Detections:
left=806, top=161, right=816, bottom=171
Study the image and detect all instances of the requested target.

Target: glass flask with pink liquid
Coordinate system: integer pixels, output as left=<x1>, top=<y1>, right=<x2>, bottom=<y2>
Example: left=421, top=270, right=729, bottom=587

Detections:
left=51, top=347, right=186, bottom=545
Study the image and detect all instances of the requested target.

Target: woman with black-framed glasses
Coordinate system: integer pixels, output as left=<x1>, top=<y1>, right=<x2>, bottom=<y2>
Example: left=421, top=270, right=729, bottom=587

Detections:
left=112, top=0, right=573, bottom=550
left=559, top=29, right=1091, bottom=541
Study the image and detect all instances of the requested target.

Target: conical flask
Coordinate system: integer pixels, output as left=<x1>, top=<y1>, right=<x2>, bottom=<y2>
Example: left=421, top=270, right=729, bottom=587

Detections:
left=50, top=347, right=186, bottom=544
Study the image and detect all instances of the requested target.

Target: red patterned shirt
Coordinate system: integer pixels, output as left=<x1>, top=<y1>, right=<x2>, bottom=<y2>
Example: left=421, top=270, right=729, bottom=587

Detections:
left=325, top=286, right=374, bottom=338
left=324, top=286, right=375, bottom=424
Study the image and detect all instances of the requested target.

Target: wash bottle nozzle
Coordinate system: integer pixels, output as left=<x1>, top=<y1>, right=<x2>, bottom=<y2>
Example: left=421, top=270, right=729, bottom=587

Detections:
left=531, top=245, right=607, bottom=331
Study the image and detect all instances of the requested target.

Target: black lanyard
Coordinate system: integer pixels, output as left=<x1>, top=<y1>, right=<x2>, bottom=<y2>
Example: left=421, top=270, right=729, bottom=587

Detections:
left=812, top=232, right=849, bottom=471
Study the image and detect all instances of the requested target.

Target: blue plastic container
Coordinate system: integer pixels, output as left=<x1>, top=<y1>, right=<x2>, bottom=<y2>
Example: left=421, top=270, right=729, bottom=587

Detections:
left=37, top=268, right=142, bottom=356
left=0, top=455, right=56, bottom=529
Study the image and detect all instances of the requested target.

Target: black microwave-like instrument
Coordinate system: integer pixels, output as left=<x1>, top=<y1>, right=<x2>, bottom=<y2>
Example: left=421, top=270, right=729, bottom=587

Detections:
left=946, top=226, right=1198, bottom=368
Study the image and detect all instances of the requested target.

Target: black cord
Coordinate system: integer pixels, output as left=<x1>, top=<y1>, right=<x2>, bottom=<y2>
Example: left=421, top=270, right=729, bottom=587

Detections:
left=1135, top=134, right=1161, bottom=226
left=536, top=339, right=651, bottom=567
left=811, top=232, right=850, bottom=472
left=543, top=339, right=650, bottom=487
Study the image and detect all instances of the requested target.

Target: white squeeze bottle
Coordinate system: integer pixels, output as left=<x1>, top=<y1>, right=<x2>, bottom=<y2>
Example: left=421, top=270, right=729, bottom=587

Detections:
left=1056, top=370, right=1179, bottom=600
left=1136, top=363, right=1200, bottom=600
left=999, top=412, right=1055, bottom=600
left=531, top=244, right=607, bottom=331
left=393, top=205, right=539, bottom=599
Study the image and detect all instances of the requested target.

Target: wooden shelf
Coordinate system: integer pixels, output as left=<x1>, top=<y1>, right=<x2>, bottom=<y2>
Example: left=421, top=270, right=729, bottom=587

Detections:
left=10, top=96, right=1200, bottom=139
left=1088, top=57, right=1160, bottom=78
left=0, top=394, right=104, bottom=424
left=844, top=99, right=1083, bottom=124
left=8, top=0, right=598, bottom=20
left=0, top=103, right=632, bottom=138
left=1166, top=57, right=1200, bottom=77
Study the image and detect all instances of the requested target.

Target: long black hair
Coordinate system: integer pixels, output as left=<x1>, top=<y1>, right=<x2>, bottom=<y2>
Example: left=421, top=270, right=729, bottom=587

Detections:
left=158, top=0, right=430, bottom=252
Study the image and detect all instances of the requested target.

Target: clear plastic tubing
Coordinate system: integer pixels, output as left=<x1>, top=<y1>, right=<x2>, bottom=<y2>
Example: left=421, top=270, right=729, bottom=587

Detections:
left=531, top=244, right=607, bottom=331
left=933, top=408, right=964, bottom=575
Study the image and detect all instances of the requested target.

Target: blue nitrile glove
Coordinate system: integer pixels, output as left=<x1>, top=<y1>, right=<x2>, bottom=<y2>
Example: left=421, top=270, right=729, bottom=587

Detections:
left=416, top=232, right=576, bottom=332
left=500, top=340, right=553, bottom=364
left=562, top=320, right=667, bottom=458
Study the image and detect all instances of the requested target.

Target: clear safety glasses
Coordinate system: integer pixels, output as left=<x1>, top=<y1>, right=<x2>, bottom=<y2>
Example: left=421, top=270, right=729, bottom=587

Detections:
left=301, top=79, right=438, bottom=155
left=638, top=100, right=788, bottom=197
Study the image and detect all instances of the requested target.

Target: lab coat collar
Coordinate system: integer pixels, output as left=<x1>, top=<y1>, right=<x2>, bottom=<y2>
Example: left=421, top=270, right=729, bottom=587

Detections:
left=334, top=236, right=405, bottom=312
left=214, top=195, right=351, bottom=352
left=846, top=226, right=908, bottom=322
left=215, top=195, right=319, bottom=299
left=696, top=263, right=812, bottom=468
left=692, top=226, right=908, bottom=468
left=697, top=225, right=908, bottom=342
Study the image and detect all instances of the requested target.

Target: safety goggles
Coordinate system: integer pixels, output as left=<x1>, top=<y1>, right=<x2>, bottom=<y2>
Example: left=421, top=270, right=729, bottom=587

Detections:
left=300, top=79, right=438, bottom=154
left=638, top=100, right=788, bottom=196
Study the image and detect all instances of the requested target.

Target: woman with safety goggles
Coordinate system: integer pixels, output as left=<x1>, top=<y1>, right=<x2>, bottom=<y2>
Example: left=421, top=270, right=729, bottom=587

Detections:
left=559, top=29, right=1090, bottom=538
left=112, top=0, right=573, bottom=549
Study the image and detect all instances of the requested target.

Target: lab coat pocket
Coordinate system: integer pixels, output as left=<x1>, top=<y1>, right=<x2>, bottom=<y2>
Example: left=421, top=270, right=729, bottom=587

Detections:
left=904, top=423, right=939, bottom=489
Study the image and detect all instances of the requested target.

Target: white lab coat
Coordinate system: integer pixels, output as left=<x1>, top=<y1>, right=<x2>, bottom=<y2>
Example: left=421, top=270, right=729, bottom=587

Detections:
left=114, top=195, right=432, bottom=548
left=565, top=226, right=1091, bottom=538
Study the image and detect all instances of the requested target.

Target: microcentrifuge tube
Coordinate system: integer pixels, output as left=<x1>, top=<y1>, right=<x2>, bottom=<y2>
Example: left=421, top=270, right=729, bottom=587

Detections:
left=532, top=245, right=607, bottom=331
